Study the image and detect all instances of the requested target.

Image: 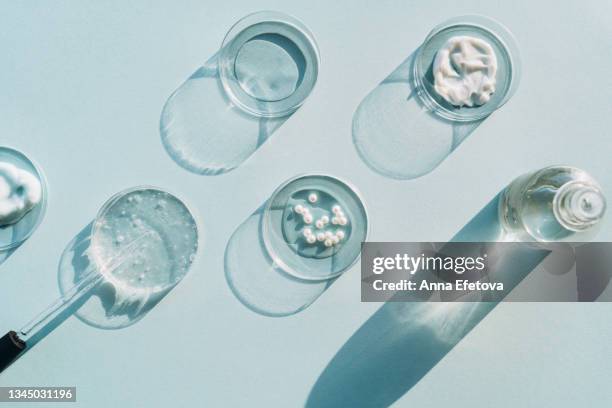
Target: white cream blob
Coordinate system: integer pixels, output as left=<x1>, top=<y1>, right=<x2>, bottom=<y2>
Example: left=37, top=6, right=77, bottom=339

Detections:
left=433, top=36, right=497, bottom=107
left=0, top=162, right=42, bottom=226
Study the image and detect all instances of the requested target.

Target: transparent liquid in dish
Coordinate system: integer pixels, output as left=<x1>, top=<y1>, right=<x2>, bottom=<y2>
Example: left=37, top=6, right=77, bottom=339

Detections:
left=234, top=32, right=306, bottom=102
left=219, top=15, right=319, bottom=118
left=90, top=189, right=198, bottom=295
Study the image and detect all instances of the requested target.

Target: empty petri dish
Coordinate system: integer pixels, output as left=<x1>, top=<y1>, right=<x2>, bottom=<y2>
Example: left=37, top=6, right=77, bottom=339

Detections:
left=262, top=174, right=368, bottom=280
left=413, top=15, right=521, bottom=122
left=0, top=146, right=48, bottom=251
left=90, top=186, right=199, bottom=302
left=218, top=11, right=320, bottom=118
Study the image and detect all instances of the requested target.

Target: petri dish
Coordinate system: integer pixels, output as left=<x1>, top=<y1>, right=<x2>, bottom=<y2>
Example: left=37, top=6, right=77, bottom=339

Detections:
left=413, top=15, right=521, bottom=122
left=0, top=146, right=48, bottom=251
left=218, top=11, right=320, bottom=118
left=90, top=186, right=199, bottom=300
left=7, top=186, right=200, bottom=360
left=262, top=174, right=368, bottom=280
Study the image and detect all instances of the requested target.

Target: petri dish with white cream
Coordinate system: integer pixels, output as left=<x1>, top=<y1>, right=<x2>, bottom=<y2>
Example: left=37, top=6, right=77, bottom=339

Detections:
left=413, top=15, right=521, bottom=121
left=262, top=174, right=368, bottom=280
left=353, top=15, right=521, bottom=180
left=0, top=146, right=47, bottom=250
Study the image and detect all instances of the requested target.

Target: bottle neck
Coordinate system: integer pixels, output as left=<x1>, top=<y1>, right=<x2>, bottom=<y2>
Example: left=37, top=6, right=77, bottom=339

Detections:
left=554, top=182, right=606, bottom=232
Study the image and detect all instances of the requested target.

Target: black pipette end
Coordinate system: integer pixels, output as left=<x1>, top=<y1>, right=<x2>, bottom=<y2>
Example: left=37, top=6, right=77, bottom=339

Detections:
left=0, top=331, right=26, bottom=373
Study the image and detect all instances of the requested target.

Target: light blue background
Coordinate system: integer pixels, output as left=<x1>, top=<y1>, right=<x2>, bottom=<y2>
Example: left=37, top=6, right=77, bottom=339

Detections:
left=1, top=0, right=611, bottom=407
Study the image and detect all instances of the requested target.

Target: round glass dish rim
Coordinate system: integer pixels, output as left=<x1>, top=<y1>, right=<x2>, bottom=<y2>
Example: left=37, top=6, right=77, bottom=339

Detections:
left=412, top=14, right=521, bottom=122
left=261, top=172, right=370, bottom=281
left=0, top=145, right=49, bottom=251
left=90, top=185, right=201, bottom=294
left=218, top=10, right=321, bottom=118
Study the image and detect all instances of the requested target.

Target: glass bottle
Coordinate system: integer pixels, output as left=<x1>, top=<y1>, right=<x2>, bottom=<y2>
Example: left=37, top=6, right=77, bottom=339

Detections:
left=499, top=166, right=606, bottom=242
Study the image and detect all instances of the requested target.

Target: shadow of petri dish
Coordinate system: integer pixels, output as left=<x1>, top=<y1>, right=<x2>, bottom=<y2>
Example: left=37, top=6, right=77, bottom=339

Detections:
left=225, top=207, right=334, bottom=317
left=160, top=11, right=320, bottom=175
left=225, top=174, right=368, bottom=316
left=0, top=146, right=48, bottom=259
left=305, top=193, right=551, bottom=408
left=353, top=15, right=521, bottom=180
left=57, top=222, right=159, bottom=329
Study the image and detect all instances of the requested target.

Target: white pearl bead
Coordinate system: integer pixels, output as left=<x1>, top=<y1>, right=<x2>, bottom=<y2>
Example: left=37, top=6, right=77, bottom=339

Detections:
left=303, top=214, right=313, bottom=224
left=331, top=217, right=339, bottom=225
left=308, top=193, right=318, bottom=203
left=294, top=205, right=304, bottom=214
left=306, top=235, right=316, bottom=244
left=331, top=236, right=340, bottom=244
left=325, top=231, right=333, bottom=239
left=321, top=215, right=329, bottom=224
left=339, top=217, right=348, bottom=226
left=332, top=205, right=342, bottom=214
left=315, top=220, right=324, bottom=229
left=324, top=239, right=333, bottom=247
left=336, top=230, right=345, bottom=240
left=317, top=233, right=325, bottom=242
left=303, top=228, right=312, bottom=237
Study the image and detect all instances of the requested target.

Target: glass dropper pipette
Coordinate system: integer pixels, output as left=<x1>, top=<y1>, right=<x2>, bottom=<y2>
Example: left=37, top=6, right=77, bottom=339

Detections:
left=0, top=233, right=149, bottom=372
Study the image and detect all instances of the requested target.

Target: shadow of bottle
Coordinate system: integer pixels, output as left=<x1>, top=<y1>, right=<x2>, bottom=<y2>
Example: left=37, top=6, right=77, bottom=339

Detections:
left=225, top=206, right=335, bottom=317
left=352, top=51, right=484, bottom=180
left=305, top=193, right=552, bottom=408
left=160, top=43, right=296, bottom=176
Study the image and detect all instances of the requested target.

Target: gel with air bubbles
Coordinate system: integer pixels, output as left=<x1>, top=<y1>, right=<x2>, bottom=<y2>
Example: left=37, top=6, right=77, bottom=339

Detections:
left=91, top=189, right=198, bottom=310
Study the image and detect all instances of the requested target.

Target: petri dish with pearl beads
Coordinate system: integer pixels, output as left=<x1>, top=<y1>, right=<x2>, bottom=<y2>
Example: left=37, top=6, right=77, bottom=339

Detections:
left=262, top=174, right=368, bottom=280
left=90, top=186, right=199, bottom=300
